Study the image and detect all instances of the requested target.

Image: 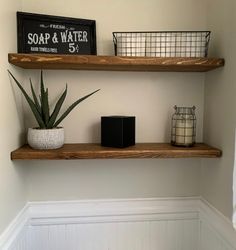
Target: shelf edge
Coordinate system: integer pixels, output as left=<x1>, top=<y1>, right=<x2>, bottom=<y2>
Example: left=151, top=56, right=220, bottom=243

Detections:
left=8, top=53, right=225, bottom=72
left=11, top=143, right=222, bottom=160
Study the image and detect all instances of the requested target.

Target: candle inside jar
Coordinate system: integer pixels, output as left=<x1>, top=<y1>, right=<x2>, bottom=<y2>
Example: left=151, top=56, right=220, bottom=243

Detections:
left=175, top=119, right=193, bottom=145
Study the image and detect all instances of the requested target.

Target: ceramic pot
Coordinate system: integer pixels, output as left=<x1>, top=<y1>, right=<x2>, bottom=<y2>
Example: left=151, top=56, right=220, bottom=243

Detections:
left=27, top=127, right=64, bottom=149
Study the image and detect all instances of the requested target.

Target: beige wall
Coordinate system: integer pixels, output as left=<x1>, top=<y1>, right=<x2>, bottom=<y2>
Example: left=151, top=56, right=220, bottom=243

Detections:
left=0, top=0, right=27, bottom=234
left=2, top=0, right=235, bottom=235
left=23, top=0, right=207, bottom=55
left=21, top=0, right=206, bottom=201
left=202, top=0, right=236, bottom=219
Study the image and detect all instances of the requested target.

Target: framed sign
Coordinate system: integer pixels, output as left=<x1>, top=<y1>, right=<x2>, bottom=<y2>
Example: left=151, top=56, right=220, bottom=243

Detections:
left=17, top=12, right=97, bottom=55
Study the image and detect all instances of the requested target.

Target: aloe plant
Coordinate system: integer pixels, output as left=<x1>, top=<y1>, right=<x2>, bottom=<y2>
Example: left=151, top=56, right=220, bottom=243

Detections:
left=8, top=70, right=100, bottom=129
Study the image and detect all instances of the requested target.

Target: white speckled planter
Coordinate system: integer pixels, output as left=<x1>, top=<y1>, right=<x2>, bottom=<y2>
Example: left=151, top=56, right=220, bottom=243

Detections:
left=27, top=127, right=64, bottom=150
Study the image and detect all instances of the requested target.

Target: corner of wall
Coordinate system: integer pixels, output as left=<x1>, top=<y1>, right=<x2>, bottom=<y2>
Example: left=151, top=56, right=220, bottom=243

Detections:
left=0, top=0, right=28, bottom=236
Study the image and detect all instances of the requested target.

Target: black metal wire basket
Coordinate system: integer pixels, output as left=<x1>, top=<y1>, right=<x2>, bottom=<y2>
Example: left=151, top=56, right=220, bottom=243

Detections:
left=113, top=31, right=211, bottom=57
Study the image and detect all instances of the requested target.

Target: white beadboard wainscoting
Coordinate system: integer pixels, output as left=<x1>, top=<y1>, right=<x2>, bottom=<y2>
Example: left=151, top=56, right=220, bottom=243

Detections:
left=1, top=198, right=235, bottom=250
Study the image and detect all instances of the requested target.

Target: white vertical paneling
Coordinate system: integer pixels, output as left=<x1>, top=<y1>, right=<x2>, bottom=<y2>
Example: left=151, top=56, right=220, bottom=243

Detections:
left=88, top=223, right=111, bottom=250
left=182, top=219, right=199, bottom=250
left=200, top=221, right=236, bottom=250
left=8, top=226, right=30, bottom=250
left=49, top=225, right=67, bottom=250
left=199, top=199, right=236, bottom=250
left=3, top=198, right=236, bottom=250
left=167, top=220, right=184, bottom=250
left=27, top=219, right=198, bottom=250
left=115, top=221, right=150, bottom=250
left=65, top=224, right=80, bottom=250
left=31, top=226, right=49, bottom=250
left=150, top=220, right=168, bottom=250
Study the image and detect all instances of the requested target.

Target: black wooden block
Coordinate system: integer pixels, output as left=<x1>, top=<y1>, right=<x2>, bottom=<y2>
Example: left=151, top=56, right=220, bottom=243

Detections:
left=101, top=116, right=135, bottom=148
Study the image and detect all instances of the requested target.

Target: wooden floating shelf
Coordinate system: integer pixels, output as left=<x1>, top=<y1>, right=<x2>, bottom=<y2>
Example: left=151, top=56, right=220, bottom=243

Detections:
left=11, top=143, right=222, bottom=160
left=8, top=53, right=224, bottom=72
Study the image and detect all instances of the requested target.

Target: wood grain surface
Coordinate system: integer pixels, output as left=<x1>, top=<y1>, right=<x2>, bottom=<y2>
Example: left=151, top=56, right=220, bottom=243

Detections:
left=11, top=143, right=222, bottom=160
left=8, top=53, right=224, bottom=72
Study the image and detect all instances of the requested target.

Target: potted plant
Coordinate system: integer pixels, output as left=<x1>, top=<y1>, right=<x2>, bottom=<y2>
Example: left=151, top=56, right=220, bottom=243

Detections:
left=8, top=70, right=100, bottom=149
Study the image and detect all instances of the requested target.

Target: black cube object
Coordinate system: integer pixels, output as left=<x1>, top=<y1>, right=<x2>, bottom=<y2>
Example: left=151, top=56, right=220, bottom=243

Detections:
left=101, top=116, right=135, bottom=148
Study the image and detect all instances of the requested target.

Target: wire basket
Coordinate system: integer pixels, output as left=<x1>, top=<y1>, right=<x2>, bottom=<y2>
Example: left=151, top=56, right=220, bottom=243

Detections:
left=113, top=31, right=211, bottom=57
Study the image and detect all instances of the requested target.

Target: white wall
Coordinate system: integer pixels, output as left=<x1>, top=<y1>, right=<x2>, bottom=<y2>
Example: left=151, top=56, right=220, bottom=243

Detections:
left=202, top=0, right=236, bottom=220
left=0, top=0, right=27, bottom=235
left=20, top=0, right=206, bottom=202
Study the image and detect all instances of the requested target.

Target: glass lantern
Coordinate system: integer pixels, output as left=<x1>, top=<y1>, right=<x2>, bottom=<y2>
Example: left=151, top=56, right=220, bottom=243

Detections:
left=171, top=106, right=196, bottom=147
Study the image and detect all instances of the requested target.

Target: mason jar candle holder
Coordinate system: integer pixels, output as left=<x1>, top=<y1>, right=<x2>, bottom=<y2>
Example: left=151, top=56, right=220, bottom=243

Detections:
left=171, top=106, right=196, bottom=147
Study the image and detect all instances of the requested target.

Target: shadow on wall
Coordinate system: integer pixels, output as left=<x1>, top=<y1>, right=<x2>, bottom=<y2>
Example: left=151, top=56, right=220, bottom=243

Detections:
left=89, top=120, right=101, bottom=143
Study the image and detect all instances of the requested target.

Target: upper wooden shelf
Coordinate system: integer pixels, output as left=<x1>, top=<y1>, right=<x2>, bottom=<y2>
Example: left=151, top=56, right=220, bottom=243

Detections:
left=11, top=143, right=222, bottom=160
left=8, top=53, right=224, bottom=72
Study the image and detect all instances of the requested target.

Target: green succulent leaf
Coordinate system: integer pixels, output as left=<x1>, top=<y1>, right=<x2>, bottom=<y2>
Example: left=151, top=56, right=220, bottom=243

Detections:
left=47, top=85, right=67, bottom=129
left=8, top=70, right=100, bottom=130
left=54, top=89, right=100, bottom=127
left=8, top=70, right=46, bottom=128
left=30, top=78, right=41, bottom=115
left=42, top=88, right=50, bottom=126
left=40, top=70, right=45, bottom=97
left=40, top=71, right=50, bottom=126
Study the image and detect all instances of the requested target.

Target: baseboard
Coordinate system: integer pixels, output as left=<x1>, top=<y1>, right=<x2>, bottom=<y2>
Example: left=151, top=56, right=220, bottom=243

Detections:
left=1, top=197, right=235, bottom=250
left=0, top=204, right=29, bottom=250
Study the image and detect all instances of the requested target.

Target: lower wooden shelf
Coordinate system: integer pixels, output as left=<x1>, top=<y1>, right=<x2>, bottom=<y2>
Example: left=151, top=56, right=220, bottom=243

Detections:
left=11, top=143, right=222, bottom=160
